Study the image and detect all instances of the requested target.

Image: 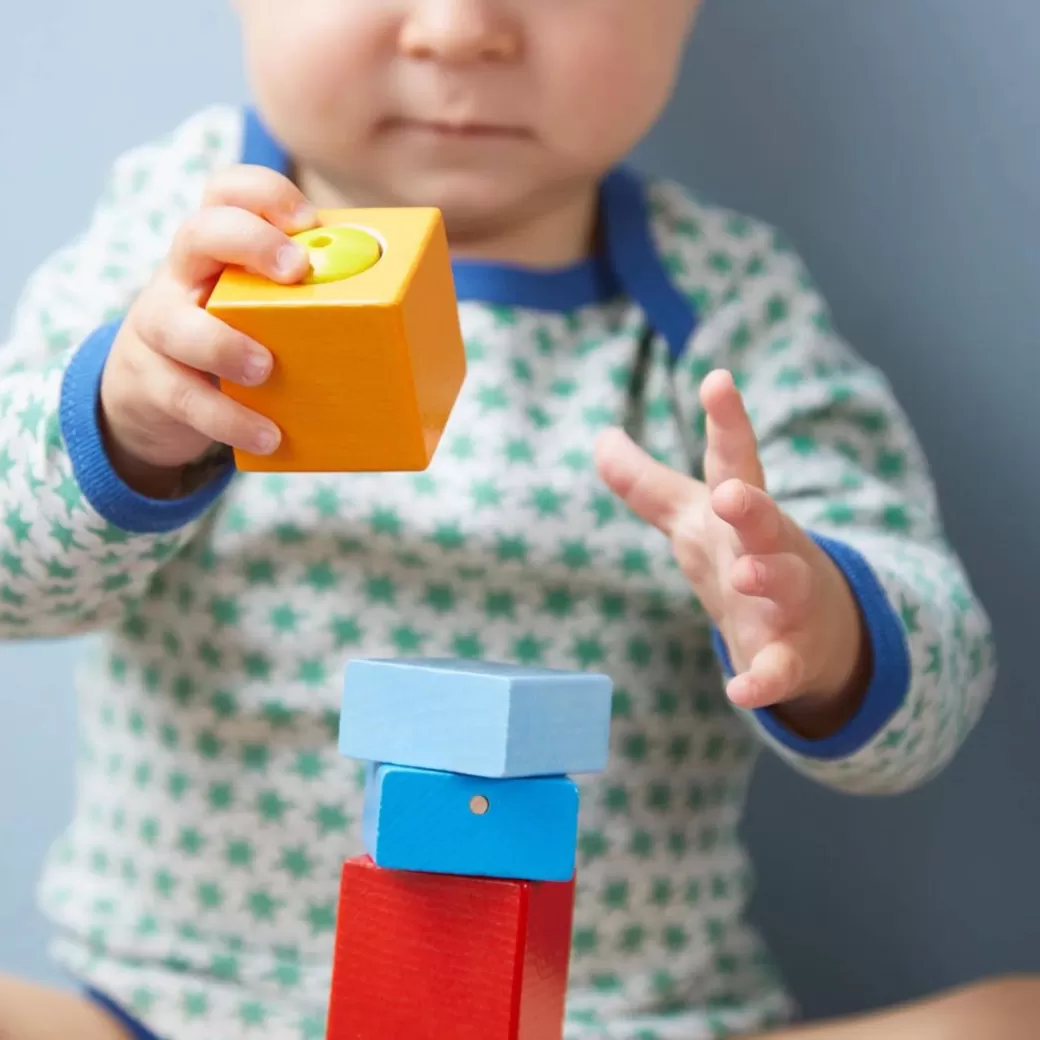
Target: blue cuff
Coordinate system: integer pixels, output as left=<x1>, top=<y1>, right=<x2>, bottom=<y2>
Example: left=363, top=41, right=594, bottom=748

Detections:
left=59, top=320, right=234, bottom=534
left=711, top=533, right=911, bottom=760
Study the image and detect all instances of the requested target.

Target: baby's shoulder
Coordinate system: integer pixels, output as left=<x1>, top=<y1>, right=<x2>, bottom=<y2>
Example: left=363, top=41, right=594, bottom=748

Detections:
left=640, top=174, right=811, bottom=323
left=100, top=104, right=245, bottom=216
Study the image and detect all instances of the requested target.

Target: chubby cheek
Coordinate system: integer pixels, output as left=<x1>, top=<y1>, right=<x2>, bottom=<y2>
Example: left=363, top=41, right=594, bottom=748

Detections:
left=538, top=7, right=692, bottom=170
left=240, top=10, right=389, bottom=155
left=546, top=73, right=665, bottom=171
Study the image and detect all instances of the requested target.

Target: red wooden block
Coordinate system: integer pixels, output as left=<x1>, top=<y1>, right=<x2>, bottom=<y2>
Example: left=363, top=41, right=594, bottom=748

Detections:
left=327, top=855, right=576, bottom=1040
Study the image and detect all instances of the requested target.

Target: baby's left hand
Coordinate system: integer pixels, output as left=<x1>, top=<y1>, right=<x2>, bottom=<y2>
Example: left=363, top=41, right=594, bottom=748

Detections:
left=596, top=370, right=869, bottom=724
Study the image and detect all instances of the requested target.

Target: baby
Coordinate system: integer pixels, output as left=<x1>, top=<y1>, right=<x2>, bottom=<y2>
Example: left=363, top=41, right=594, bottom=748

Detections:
left=1, top=1, right=1037, bottom=1038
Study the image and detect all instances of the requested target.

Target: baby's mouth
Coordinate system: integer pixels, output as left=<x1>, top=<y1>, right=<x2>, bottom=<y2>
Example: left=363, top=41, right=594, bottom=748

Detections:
left=385, top=116, right=530, bottom=140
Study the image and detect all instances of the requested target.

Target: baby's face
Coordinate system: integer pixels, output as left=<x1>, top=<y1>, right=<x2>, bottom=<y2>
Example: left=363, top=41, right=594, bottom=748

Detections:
left=235, top=0, right=699, bottom=230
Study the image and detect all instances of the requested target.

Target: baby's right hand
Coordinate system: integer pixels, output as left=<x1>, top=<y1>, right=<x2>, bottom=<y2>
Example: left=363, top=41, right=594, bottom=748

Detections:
left=99, top=165, right=320, bottom=492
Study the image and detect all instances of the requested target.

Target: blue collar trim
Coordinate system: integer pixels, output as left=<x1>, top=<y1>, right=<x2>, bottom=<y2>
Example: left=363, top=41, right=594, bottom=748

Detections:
left=241, top=107, right=695, bottom=361
left=449, top=253, right=620, bottom=313
left=243, top=107, right=292, bottom=178
left=599, top=167, right=696, bottom=363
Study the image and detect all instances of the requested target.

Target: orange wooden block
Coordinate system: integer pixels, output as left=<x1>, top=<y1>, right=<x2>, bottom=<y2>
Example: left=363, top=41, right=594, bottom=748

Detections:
left=327, top=855, right=576, bottom=1040
left=204, top=209, right=467, bottom=472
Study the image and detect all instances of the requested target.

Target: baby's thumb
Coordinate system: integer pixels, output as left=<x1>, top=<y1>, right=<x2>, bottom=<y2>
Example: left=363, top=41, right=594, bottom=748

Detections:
left=594, top=427, right=708, bottom=537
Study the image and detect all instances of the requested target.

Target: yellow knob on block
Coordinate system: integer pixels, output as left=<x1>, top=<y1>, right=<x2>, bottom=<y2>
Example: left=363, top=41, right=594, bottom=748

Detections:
left=293, top=225, right=382, bottom=284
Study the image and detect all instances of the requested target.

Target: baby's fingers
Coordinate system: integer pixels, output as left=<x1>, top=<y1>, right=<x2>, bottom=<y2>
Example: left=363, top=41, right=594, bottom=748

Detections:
left=711, top=478, right=789, bottom=555
left=134, top=288, right=273, bottom=387
left=726, top=641, right=805, bottom=710
left=167, top=205, right=311, bottom=292
left=202, top=164, right=319, bottom=234
left=142, top=347, right=281, bottom=456
left=729, top=551, right=813, bottom=625
left=701, top=369, right=765, bottom=491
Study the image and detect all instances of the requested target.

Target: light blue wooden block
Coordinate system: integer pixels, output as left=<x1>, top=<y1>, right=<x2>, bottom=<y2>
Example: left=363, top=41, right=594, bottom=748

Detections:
left=338, top=657, right=613, bottom=777
left=362, top=763, right=579, bottom=881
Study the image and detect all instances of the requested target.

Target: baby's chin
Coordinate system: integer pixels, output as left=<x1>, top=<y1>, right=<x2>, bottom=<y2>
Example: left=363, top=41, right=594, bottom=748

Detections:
left=376, top=166, right=548, bottom=234
left=301, top=145, right=595, bottom=249
left=341, top=138, right=589, bottom=229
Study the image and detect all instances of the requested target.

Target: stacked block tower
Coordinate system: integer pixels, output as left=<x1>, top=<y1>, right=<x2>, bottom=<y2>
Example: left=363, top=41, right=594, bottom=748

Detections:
left=327, top=657, right=614, bottom=1040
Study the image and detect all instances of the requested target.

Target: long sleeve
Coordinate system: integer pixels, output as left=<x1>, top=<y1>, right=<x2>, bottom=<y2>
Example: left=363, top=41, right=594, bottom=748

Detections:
left=675, top=232, right=996, bottom=796
left=0, top=107, right=243, bottom=639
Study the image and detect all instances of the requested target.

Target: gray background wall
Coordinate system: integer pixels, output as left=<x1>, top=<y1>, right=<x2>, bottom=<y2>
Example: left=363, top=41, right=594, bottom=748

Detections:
left=1, top=0, right=1037, bottom=1025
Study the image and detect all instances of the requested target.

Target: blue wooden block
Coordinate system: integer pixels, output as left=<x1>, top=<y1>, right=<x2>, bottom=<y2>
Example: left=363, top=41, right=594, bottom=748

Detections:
left=338, top=657, right=613, bottom=777
left=362, top=763, right=579, bottom=881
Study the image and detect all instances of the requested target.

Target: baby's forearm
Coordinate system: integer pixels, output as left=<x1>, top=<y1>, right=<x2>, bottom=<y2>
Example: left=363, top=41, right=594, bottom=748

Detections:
left=0, top=352, right=211, bottom=639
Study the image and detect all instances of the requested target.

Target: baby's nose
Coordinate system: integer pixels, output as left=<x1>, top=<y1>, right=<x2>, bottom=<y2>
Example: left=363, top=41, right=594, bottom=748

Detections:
left=398, top=0, right=520, bottom=64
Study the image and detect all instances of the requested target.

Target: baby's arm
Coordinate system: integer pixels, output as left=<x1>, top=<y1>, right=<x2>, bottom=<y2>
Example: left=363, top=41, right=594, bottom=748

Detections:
left=680, top=242, right=994, bottom=794
left=0, top=115, right=238, bottom=638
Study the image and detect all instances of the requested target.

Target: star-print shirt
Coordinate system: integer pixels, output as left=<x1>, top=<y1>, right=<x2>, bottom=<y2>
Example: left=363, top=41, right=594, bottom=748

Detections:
left=1, top=106, right=994, bottom=1040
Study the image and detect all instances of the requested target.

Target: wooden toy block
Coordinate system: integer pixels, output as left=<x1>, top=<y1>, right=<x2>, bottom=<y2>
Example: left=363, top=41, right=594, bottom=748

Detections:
left=204, top=209, right=467, bottom=472
left=326, top=855, right=575, bottom=1040
left=362, top=763, right=579, bottom=881
left=338, top=657, right=613, bottom=778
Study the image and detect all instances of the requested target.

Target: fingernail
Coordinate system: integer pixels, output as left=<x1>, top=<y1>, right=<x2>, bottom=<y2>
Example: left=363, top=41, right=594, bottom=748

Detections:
left=276, top=244, right=308, bottom=277
left=252, top=425, right=281, bottom=455
left=242, top=350, right=272, bottom=385
left=292, top=203, right=319, bottom=228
